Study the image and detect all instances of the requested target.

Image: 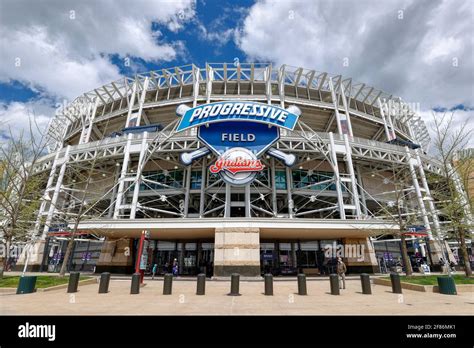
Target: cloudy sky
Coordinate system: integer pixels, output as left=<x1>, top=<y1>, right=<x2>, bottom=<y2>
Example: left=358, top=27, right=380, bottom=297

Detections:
left=0, top=0, right=472, bottom=144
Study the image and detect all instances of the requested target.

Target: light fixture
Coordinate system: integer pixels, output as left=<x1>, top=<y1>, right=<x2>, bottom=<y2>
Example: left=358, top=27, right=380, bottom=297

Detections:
left=174, top=166, right=178, bottom=169
left=166, top=156, right=170, bottom=160
left=299, top=166, right=303, bottom=170
left=371, top=174, right=375, bottom=177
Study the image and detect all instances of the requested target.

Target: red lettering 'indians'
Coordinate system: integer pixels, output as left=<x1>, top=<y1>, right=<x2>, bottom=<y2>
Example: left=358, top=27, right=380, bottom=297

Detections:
left=209, top=157, right=264, bottom=175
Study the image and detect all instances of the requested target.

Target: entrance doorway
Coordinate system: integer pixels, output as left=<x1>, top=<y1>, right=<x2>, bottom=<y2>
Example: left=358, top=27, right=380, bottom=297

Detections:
left=140, top=240, right=214, bottom=276
left=260, top=240, right=341, bottom=276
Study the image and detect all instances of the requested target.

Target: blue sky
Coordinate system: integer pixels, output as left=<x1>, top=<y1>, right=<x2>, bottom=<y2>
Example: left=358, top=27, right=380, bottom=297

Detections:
left=0, top=0, right=472, bottom=141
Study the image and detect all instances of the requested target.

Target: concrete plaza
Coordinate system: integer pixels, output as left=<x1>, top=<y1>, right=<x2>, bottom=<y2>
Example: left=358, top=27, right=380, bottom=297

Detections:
left=1, top=275, right=473, bottom=315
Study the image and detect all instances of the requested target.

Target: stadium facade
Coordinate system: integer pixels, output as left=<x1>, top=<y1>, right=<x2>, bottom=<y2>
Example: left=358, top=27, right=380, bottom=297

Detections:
left=16, top=63, right=466, bottom=276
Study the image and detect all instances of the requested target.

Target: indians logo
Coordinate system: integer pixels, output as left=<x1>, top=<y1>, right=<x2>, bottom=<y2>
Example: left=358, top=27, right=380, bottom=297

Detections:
left=210, top=148, right=264, bottom=185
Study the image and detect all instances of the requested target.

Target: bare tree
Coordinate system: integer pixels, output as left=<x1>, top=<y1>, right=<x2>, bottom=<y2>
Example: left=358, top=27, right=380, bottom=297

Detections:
left=429, top=112, right=473, bottom=277
left=0, top=117, right=48, bottom=270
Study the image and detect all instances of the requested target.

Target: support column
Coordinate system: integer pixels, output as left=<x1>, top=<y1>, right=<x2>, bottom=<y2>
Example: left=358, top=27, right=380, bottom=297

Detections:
left=192, top=66, right=200, bottom=108
left=214, top=227, right=260, bottom=277
left=270, top=158, right=277, bottom=215
left=199, top=157, right=207, bottom=218
left=355, top=165, right=368, bottom=216
left=206, top=64, right=213, bottom=104
left=378, top=98, right=394, bottom=141
left=329, top=132, right=346, bottom=219
left=79, top=102, right=93, bottom=144
left=125, top=80, right=138, bottom=128
left=405, top=147, right=432, bottom=238
left=278, top=65, right=286, bottom=108
left=328, top=79, right=343, bottom=135
left=343, top=134, right=361, bottom=218
left=183, top=166, right=192, bottom=217
left=83, top=100, right=99, bottom=144
left=265, top=64, right=272, bottom=104
left=135, top=77, right=150, bottom=127
left=33, top=151, right=61, bottom=236
left=130, top=132, right=149, bottom=219
left=245, top=184, right=251, bottom=217
left=415, top=149, right=440, bottom=240
left=339, top=82, right=354, bottom=137
left=285, top=166, right=294, bottom=218
left=42, top=145, right=71, bottom=238
left=107, top=165, right=121, bottom=218
left=113, top=133, right=133, bottom=219
left=224, top=183, right=231, bottom=218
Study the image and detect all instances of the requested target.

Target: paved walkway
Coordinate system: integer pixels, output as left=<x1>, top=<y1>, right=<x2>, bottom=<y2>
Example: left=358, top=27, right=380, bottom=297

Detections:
left=1, top=277, right=473, bottom=315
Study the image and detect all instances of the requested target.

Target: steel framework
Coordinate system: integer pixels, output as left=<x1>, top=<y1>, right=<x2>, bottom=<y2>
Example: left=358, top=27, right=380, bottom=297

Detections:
left=29, top=63, right=471, bottom=243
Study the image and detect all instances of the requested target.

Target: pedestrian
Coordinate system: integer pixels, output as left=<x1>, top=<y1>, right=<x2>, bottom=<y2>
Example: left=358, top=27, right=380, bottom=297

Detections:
left=379, top=257, right=386, bottom=274
left=172, top=258, right=179, bottom=277
left=152, top=263, right=158, bottom=279
left=337, top=257, right=347, bottom=289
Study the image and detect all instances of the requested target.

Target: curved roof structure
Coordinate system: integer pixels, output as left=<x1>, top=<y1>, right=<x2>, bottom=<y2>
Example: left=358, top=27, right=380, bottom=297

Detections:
left=46, top=62, right=430, bottom=152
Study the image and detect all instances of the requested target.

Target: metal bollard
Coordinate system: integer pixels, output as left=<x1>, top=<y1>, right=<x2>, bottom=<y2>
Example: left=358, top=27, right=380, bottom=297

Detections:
left=228, top=273, right=240, bottom=296
left=163, top=273, right=173, bottom=295
left=196, top=273, right=206, bottom=295
left=360, top=273, right=372, bottom=294
left=264, top=274, right=273, bottom=296
left=390, top=272, right=402, bottom=294
left=130, top=273, right=141, bottom=294
left=67, top=272, right=80, bottom=293
left=330, top=274, right=340, bottom=295
left=297, top=273, right=307, bottom=295
left=98, top=272, right=111, bottom=294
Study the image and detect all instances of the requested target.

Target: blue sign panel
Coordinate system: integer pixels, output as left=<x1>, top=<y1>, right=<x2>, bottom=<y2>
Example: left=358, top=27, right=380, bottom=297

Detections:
left=176, top=101, right=299, bottom=132
left=198, top=121, right=279, bottom=156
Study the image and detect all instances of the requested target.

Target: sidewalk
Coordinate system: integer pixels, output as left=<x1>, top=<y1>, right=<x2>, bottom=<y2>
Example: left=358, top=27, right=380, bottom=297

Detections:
left=1, top=277, right=472, bottom=315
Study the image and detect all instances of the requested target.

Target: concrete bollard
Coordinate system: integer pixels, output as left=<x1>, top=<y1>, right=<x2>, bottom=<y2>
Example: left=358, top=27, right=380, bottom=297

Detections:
left=98, top=272, right=111, bottom=294
left=330, top=274, right=340, bottom=295
left=264, top=274, right=273, bottom=296
left=130, top=273, right=141, bottom=294
left=297, top=273, right=307, bottom=295
left=228, top=273, right=240, bottom=296
left=163, top=273, right=173, bottom=295
left=196, top=273, right=206, bottom=295
left=67, top=272, right=80, bottom=293
left=390, top=272, right=402, bottom=294
left=360, top=273, right=372, bottom=294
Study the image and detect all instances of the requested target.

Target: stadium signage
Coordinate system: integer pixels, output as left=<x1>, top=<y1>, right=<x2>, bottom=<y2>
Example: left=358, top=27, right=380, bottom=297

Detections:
left=176, top=101, right=299, bottom=132
left=176, top=101, right=300, bottom=186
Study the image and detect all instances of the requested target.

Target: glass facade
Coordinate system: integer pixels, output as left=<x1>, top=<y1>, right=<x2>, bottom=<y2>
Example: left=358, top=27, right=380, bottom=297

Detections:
left=260, top=240, right=340, bottom=276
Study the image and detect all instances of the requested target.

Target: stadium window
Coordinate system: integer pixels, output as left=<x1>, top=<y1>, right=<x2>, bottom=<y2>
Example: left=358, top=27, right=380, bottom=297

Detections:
left=274, top=170, right=287, bottom=190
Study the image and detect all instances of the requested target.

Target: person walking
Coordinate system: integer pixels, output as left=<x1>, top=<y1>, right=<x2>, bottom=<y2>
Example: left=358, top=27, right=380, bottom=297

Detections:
left=172, top=258, right=179, bottom=277
left=152, top=263, right=158, bottom=280
left=337, top=257, right=347, bottom=290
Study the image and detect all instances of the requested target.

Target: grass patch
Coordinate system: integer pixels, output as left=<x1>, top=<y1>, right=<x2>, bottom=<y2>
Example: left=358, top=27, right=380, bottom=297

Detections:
left=0, top=275, right=92, bottom=288
left=383, top=275, right=474, bottom=285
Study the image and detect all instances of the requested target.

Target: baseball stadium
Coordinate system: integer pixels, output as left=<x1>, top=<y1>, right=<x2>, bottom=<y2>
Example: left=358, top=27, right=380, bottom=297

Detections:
left=15, top=62, right=465, bottom=277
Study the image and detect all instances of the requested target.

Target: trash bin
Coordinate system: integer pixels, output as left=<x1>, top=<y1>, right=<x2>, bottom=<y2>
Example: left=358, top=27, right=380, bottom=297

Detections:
left=437, top=276, right=457, bottom=295
left=16, top=276, right=37, bottom=294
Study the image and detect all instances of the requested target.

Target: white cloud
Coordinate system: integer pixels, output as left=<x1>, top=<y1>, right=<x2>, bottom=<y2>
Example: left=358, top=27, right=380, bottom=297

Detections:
left=0, top=0, right=196, bottom=143
left=236, top=0, right=473, bottom=111
left=0, top=99, right=54, bottom=142
left=0, top=0, right=196, bottom=100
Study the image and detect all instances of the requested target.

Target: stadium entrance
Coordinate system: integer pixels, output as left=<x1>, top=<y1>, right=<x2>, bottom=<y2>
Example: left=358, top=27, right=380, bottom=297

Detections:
left=260, top=240, right=342, bottom=276
left=137, top=239, right=214, bottom=277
